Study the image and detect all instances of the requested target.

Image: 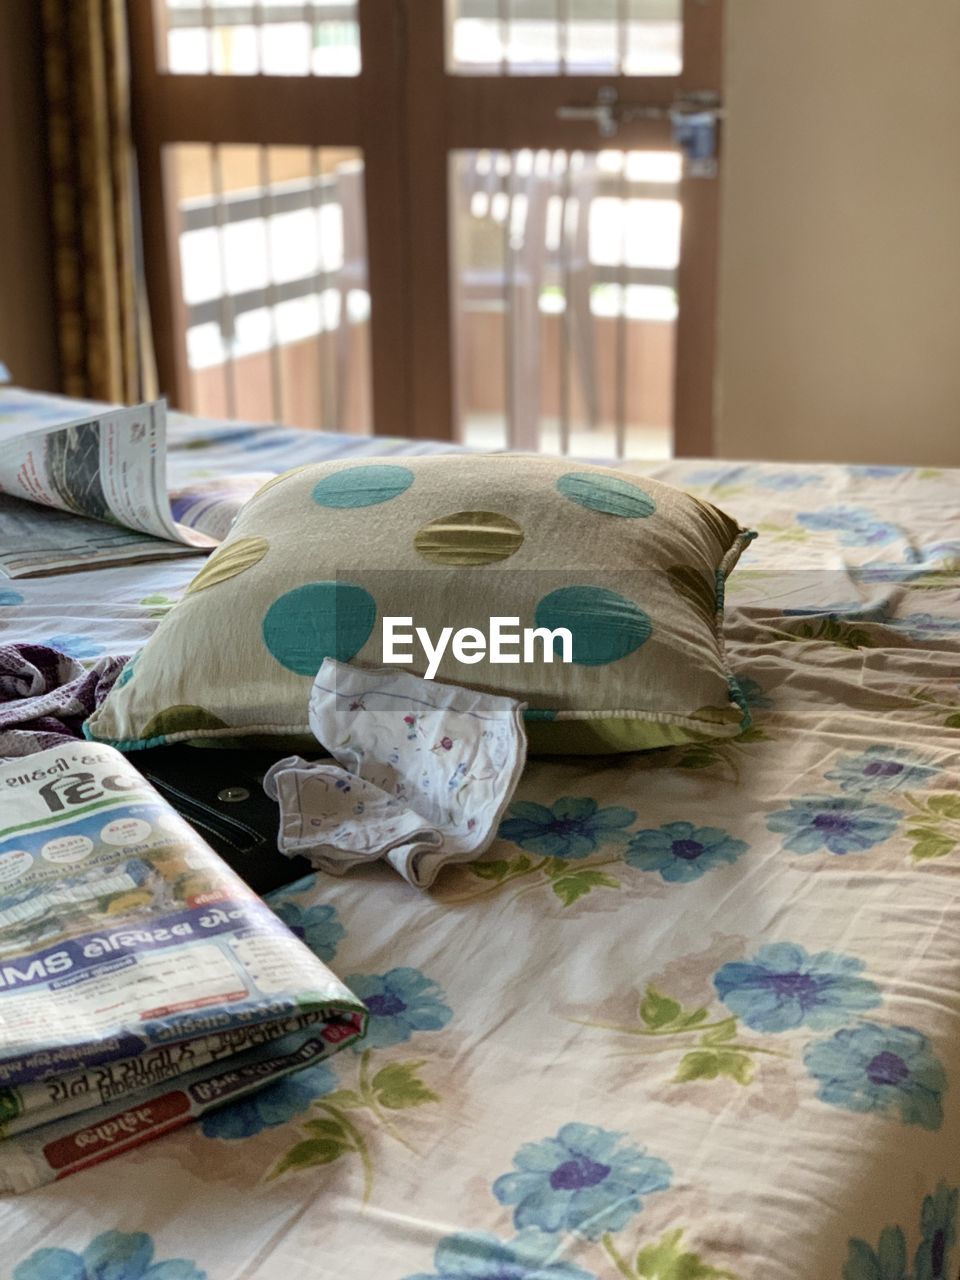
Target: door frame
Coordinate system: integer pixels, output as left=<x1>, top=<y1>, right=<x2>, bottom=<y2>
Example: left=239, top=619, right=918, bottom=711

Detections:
left=129, top=0, right=722, bottom=452
left=403, top=0, right=723, bottom=453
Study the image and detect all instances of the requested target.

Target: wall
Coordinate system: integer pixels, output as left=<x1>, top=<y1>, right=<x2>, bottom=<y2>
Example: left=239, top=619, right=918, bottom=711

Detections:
left=717, top=1, right=960, bottom=465
left=0, top=0, right=59, bottom=391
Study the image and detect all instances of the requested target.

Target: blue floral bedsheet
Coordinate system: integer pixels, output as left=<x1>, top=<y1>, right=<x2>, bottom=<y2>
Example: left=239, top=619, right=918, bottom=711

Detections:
left=1, top=393, right=959, bottom=1280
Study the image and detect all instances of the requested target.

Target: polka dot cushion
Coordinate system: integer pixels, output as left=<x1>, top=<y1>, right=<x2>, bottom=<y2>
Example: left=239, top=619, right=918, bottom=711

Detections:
left=86, top=455, right=755, bottom=755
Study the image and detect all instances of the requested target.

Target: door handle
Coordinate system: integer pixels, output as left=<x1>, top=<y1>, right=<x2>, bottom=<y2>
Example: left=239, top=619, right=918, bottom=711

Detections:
left=556, top=89, right=723, bottom=175
left=556, top=89, right=723, bottom=137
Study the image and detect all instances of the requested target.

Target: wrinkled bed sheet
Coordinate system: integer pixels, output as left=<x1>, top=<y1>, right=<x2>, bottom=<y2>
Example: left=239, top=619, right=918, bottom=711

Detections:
left=0, top=393, right=958, bottom=1280
left=0, top=644, right=126, bottom=759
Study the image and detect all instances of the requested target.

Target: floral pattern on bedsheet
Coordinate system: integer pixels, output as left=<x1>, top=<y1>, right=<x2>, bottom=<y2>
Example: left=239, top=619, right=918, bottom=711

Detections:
left=560, top=938, right=947, bottom=1123
left=13, top=1231, right=207, bottom=1280
left=194, top=881, right=452, bottom=1197
left=2, top=395, right=960, bottom=1280
left=396, top=1125, right=744, bottom=1280
left=844, top=1182, right=958, bottom=1280
left=439, top=803, right=753, bottom=906
left=261, top=962, right=453, bottom=1196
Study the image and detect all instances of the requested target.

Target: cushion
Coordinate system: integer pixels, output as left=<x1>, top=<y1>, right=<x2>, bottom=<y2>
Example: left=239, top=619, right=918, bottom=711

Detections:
left=85, top=454, right=755, bottom=755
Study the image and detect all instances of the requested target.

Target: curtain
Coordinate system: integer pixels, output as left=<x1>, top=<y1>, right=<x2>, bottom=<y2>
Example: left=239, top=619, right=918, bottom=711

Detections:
left=42, top=0, right=153, bottom=403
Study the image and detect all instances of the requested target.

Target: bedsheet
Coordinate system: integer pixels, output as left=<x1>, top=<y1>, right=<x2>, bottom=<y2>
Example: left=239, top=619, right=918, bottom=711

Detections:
left=1, top=395, right=959, bottom=1280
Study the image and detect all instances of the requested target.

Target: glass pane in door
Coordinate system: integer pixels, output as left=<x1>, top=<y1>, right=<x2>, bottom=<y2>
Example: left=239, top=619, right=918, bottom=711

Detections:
left=169, top=144, right=372, bottom=431
left=156, top=1, right=361, bottom=75
left=450, top=148, right=680, bottom=459
left=447, top=0, right=682, bottom=76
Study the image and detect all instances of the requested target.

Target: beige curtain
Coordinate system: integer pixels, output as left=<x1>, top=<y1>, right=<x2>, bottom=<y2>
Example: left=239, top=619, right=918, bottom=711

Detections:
left=42, top=0, right=153, bottom=403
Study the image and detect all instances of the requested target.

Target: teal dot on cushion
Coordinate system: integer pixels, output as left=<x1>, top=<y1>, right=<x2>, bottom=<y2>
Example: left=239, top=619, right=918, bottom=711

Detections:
left=556, top=471, right=656, bottom=518
left=312, top=465, right=414, bottom=509
left=535, top=585, right=651, bottom=666
left=262, top=582, right=376, bottom=674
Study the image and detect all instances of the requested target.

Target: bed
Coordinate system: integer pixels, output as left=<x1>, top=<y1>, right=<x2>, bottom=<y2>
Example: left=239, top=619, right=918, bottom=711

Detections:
left=1, top=392, right=959, bottom=1280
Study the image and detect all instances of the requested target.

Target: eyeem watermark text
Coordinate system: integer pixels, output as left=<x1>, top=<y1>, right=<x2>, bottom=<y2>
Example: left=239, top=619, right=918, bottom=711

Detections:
left=383, top=616, right=573, bottom=680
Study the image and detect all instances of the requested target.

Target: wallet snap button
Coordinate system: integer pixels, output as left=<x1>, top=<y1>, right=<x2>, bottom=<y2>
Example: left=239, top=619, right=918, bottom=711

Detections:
left=218, top=786, right=250, bottom=803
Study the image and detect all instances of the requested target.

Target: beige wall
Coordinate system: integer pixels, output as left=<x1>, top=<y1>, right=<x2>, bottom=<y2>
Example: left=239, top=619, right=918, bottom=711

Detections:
left=0, top=0, right=59, bottom=392
left=717, top=2, right=960, bottom=465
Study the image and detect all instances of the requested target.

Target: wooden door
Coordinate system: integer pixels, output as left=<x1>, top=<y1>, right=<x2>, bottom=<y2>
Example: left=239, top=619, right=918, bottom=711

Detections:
left=130, top=0, right=722, bottom=455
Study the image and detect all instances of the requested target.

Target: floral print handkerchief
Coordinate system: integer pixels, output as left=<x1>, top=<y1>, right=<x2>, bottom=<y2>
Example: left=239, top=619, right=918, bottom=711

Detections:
left=263, top=660, right=527, bottom=888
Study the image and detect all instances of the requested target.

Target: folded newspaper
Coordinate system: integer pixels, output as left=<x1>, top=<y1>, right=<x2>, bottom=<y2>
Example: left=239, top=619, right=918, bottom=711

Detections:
left=0, top=391, right=267, bottom=577
left=0, top=742, right=367, bottom=1192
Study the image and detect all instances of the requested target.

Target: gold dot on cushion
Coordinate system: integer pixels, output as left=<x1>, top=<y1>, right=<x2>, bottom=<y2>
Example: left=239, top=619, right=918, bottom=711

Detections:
left=142, top=706, right=229, bottom=740
left=414, top=511, right=525, bottom=565
left=186, top=536, right=269, bottom=595
left=250, top=466, right=312, bottom=503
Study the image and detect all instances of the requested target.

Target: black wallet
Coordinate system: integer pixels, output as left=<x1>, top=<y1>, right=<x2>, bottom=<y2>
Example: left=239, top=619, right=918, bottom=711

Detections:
left=128, top=746, right=314, bottom=895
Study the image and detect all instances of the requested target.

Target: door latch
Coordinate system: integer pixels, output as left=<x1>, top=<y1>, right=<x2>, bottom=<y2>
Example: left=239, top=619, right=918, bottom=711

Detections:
left=556, top=88, right=723, bottom=176
left=555, top=85, right=622, bottom=138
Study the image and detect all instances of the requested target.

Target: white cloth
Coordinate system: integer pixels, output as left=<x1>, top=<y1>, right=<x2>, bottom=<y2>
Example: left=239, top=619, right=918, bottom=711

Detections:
left=263, top=660, right=527, bottom=888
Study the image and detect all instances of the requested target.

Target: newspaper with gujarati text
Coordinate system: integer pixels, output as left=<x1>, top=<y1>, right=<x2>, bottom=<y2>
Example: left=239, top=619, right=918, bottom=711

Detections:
left=0, top=743, right=367, bottom=1191
left=0, top=393, right=267, bottom=577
